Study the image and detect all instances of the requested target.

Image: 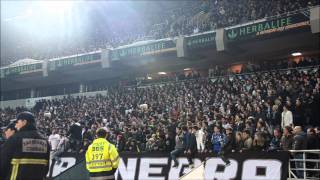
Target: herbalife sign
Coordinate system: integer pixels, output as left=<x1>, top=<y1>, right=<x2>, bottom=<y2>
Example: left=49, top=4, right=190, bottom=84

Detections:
left=226, top=12, right=310, bottom=41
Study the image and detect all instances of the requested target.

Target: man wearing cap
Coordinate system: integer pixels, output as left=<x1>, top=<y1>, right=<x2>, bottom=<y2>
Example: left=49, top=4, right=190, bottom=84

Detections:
left=2, top=122, right=17, bottom=140
left=86, top=128, right=120, bottom=180
left=0, top=111, right=50, bottom=180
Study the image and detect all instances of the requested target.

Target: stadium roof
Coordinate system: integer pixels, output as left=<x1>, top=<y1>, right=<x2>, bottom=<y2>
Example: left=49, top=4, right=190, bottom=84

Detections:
left=7, top=58, right=43, bottom=67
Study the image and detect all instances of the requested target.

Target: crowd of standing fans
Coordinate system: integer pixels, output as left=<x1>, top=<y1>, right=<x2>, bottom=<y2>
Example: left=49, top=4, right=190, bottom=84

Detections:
left=1, top=58, right=319, bottom=155
left=2, top=0, right=319, bottom=67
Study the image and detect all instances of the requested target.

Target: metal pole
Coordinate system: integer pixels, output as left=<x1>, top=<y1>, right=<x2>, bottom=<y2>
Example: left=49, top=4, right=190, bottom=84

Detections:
left=289, top=160, right=292, bottom=179
left=303, top=152, right=306, bottom=179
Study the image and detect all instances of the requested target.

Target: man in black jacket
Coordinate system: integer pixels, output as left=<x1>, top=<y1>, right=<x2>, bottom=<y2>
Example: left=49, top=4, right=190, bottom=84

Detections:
left=0, top=111, right=50, bottom=180
left=185, top=126, right=198, bottom=168
left=292, top=126, right=307, bottom=178
left=68, top=121, right=82, bottom=152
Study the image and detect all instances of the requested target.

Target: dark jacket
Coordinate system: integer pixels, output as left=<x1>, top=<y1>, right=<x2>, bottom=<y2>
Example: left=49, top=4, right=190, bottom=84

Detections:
left=269, top=137, right=281, bottom=151
left=186, top=133, right=197, bottom=152
left=293, top=132, right=307, bottom=150
left=307, top=134, right=320, bottom=150
left=0, top=124, right=50, bottom=180
left=164, top=136, right=175, bottom=152
left=271, top=111, right=281, bottom=126
left=68, top=123, right=82, bottom=141
left=223, top=133, right=236, bottom=153
left=281, top=134, right=294, bottom=151
left=293, top=105, right=305, bottom=126
left=183, top=132, right=190, bottom=150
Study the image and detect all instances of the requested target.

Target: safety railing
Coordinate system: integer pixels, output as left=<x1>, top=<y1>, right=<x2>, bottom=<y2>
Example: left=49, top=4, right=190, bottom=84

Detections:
left=288, top=149, right=320, bottom=180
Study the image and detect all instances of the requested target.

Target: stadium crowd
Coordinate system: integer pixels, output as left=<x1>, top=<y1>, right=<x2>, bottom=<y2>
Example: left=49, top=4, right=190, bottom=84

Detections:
left=1, top=58, right=320, bottom=156
left=2, top=0, right=319, bottom=67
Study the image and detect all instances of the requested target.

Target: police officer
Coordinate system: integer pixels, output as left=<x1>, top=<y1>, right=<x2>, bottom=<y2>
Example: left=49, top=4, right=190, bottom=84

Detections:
left=86, top=128, right=120, bottom=180
left=0, top=111, right=50, bottom=180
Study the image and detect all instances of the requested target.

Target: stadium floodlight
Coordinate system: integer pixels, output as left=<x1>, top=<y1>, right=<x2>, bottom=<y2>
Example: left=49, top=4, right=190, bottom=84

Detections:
left=184, top=68, right=191, bottom=71
left=291, top=52, right=302, bottom=56
left=2, top=0, right=89, bottom=44
left=38, top=1, right=74, bottom=15
left=147, top=76, right=152, bottom=80
left=158, top=72, right=167, bottom=75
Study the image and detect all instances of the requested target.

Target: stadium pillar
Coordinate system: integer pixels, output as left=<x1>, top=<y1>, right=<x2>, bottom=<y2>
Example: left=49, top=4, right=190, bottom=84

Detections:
left=79, top=83, right=84, bottom=93
left=30, top=88, right=35, bottom=98
left=215, top=28, right=227, bottom=51
left=310, top=6, right=320, bottom=33
left=43, top=60, right=48, bottom=77
left=101, top=49, right=111, bottom=68
left=177, top=36, right=188, bottom=58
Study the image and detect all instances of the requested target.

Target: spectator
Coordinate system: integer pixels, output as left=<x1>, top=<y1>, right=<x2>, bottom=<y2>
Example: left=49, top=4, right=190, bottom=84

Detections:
left=281, top=105, right=293, bottom=129
left=170, top=126, right=184, bottom=167
left=252, top=132, right=267, bottom=151
left=48, top=129, right=61, bottom=152
left=293, top=99, right=305, bottom=127
left=68, top=121, right=83, bottom=152
left=306, top=128, right=320, bottom=150
left=52, top=130, right=70, bottom=165
left=115, top=135, right=125, bottom=152
left=281, top=126, right=294, bottom=151
left=211, top=125, right=226, bottom=154
left=234, top=131, right=244, bottom=152
left=195, top=125, right=206, bottom=153
left=292, top=126, right=307, bottom=178
left=306, top=128, right=320, bottom=178
left=270, top=105, right=281, bottom=130
left=269, top=128, right=282, bottom=151
left=185, top=126, right=197, bottom=168
left=164, top=132, right=175, bottom=152
left=223, top=125, right=236, bottom=153
left=242, top=129, right=253, bottom=152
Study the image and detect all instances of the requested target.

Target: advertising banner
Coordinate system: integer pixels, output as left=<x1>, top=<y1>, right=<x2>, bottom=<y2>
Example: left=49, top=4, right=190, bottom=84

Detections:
left=226, top=11, right=310, bottom=41
left=110, top=40, right=176, bottom=61
left=49, top=53, right=101, bottom=71
left=0, top=63, right=42, bottom=78
left=52, top=151, right=290, bottom=180
left=185, top=32, right=216, bottom=49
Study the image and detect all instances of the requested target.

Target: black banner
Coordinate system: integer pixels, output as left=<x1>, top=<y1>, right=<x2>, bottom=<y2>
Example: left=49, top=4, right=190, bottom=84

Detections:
left=52, top=151, right=290, bottom=180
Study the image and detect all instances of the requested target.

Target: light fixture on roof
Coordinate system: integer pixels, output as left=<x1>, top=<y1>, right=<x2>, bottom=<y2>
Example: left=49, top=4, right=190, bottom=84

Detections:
left=158, top=72, right=167, bottom=75
left=184, top=68, right=191, bottom=71
left=291, top=52, right=302, bottom=57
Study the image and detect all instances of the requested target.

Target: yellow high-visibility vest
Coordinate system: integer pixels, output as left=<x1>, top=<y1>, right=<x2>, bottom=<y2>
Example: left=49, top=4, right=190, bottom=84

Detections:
left=85, top=138, right=120, bottom=173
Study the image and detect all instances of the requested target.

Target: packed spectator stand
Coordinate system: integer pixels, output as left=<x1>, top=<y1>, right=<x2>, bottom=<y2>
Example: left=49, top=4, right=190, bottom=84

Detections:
left=1, top=58, right=319, bottom=158
left=1, top=0, right=319, bottom=67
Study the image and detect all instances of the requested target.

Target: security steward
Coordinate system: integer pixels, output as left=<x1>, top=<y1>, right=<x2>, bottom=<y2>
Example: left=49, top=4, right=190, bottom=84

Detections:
left=86, top=128, right=120, bottom=180
left=0, top=111, right=50, bottom=180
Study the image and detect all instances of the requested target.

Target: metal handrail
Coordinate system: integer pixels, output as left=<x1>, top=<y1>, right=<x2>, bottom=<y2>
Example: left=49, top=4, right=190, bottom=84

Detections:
left=288, top=149, right=320, bottom=180
left=289, top=150, right=320, bottom=153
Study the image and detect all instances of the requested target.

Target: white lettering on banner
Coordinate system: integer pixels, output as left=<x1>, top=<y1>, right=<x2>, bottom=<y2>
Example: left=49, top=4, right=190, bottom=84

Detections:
left=242, top=160, right=281, bottom=180
left=117, top=158, right=138, bottom=180
left=138, top=158, right=168, bottom=180
left=50, top=157, right=76, bottom=177
left=168, top=158, right=202, bottom=180
left=204, top=158, right=238, bottom=180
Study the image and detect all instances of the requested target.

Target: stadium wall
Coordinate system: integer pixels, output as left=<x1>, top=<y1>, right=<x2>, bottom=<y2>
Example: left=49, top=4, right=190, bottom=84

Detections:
left=0, top=90, right=108, bottom=109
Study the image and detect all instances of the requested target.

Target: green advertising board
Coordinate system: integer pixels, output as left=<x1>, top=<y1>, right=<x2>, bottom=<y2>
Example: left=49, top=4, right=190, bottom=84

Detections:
left=185, top=32, right=216, bottom=49
left=111, top=39, right=176, bottom=61
left=49, top=53, right=101, bottom=71
left=0, top=63, right=42, bottom=78
left=226, top=12, right=310, bottom=41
